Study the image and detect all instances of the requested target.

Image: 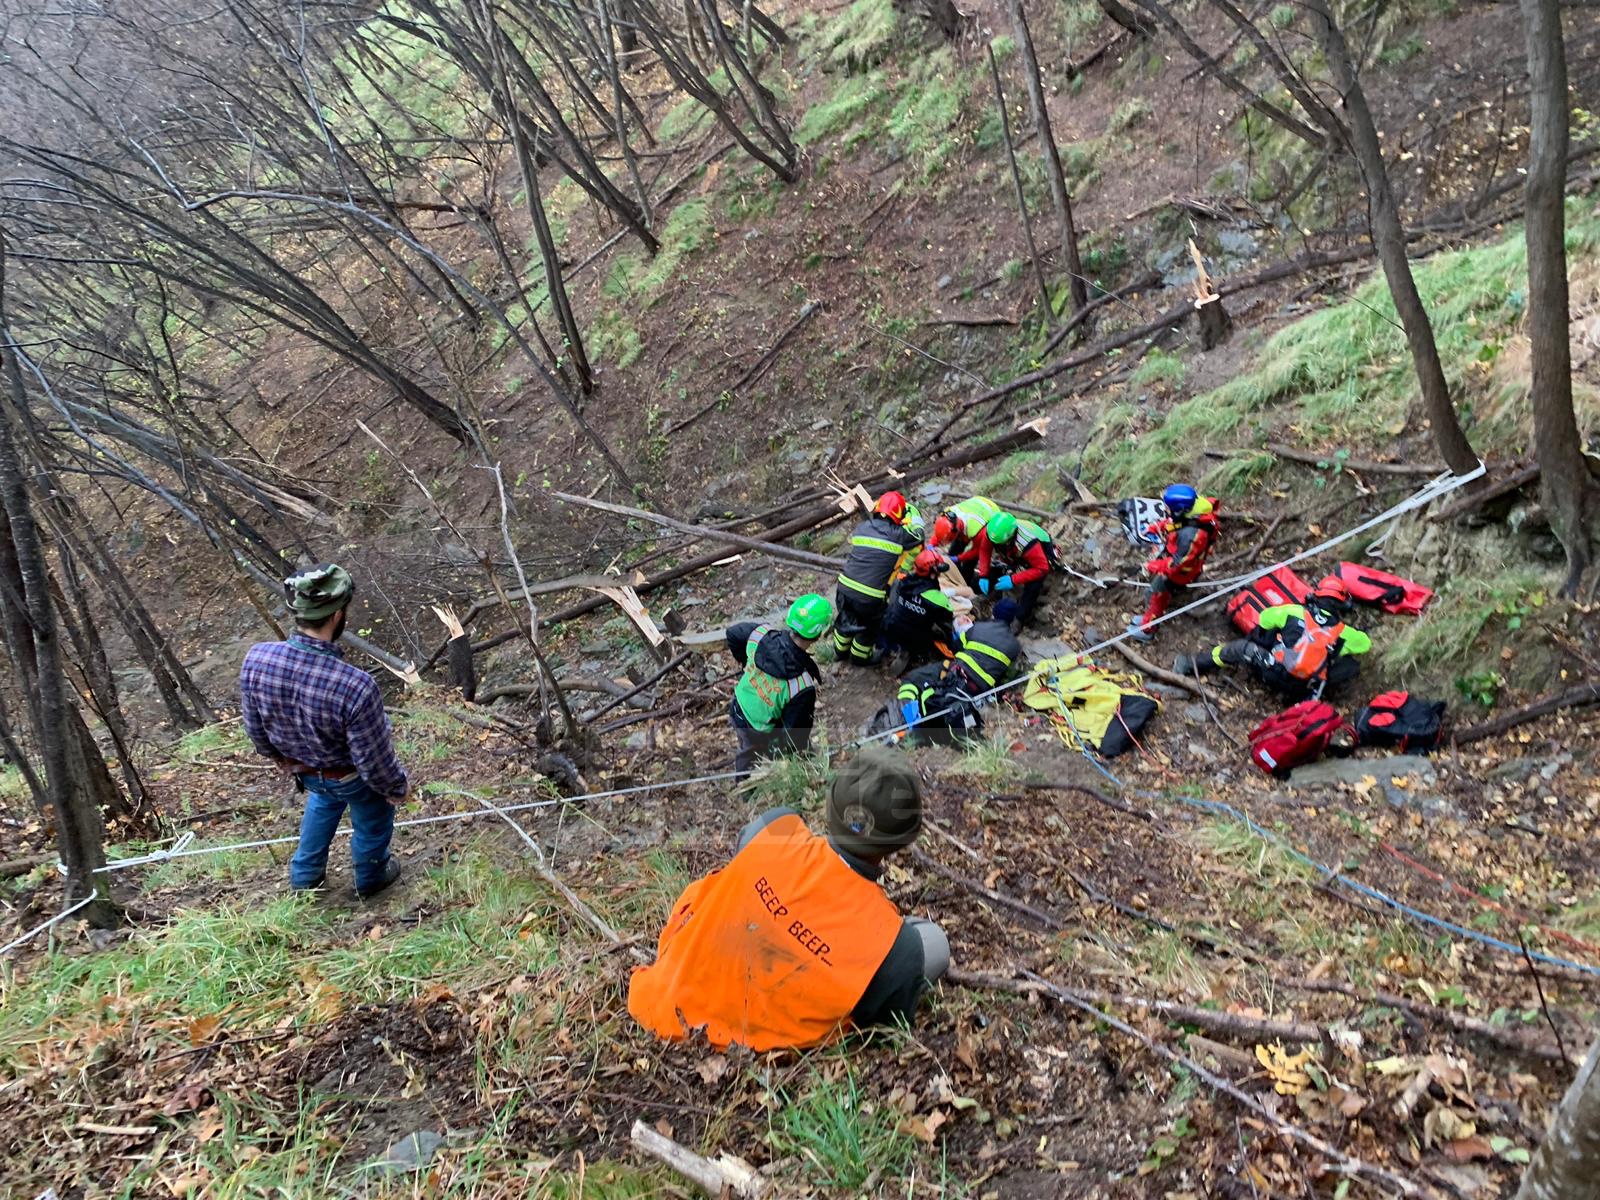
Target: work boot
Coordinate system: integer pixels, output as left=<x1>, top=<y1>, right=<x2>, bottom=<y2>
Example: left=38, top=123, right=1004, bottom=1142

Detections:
left=291, top=875, right=326, bottom=894
left=1126, top=619, right=1153, bottom=644
left=357, top=857, right=402, bottom=900
left=1171, top=653, right=1204, bottom=677
left=884, top=648, right=911, bottom=678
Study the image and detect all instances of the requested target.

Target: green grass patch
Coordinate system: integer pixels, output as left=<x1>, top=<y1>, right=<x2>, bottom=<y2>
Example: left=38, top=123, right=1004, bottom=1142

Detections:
left=1132, top=348, right=1185, bottom=388
left=588, top=308, right=644, bottom=368
left=795, top=72, right=892, bottom=146
left=0, top=850, right=567, bottom=1067
left=173, top=722, right=254, bottom=763
left=1382, top=570, right=1550, bottom=679
left=658, top=94, right=715, bottom=141
left=949, top=741, right=1021, bottom=789
left=1081, top=212, right=1600, bottom=496
left=770, top=1059, right=917, bottom=1189
left=740, top=746, right=834, bottom=815
left=816, top=0, right=900, bottom=70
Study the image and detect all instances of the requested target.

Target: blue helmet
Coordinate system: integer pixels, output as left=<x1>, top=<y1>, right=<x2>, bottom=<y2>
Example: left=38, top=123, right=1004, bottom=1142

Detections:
left=1162, top=484, right=1198, bottom=515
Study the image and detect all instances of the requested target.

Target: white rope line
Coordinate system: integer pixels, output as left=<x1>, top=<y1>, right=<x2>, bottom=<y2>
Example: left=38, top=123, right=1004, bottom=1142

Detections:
left=848, top=463, right=1487, bottom=749
left=69, top=464, right=1484, bottom=884
left=89, top=771, right=742, bottom=875
left=0, top=888, right=100, bottom=958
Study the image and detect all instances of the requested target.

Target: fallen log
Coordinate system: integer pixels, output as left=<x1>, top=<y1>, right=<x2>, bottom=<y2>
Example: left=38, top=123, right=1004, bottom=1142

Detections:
left=1265, top=443, right=1446, bottom=477
left=947, top=968, right=1327, bottom=1044
left=1452, top=682, right=1600, bottom=745
left=629, top=1120, right=766, bottom=1198
left=911, top=847, right=1067, bottom=930
left=664, top=302, right=820, bottom=437
left=1110, top=640, right=1208, bottom=697
left=462, top=424, right=1048, bottom=659
left=584, top=650, right=695, bottom=723
left=550, top=491, right=846, bottom=570
left=952, top=968, right=1436, bottom=1197
left=1429, top=462, right=1540, bottom=524
left=1282, top=978, right=1577, bottom=1065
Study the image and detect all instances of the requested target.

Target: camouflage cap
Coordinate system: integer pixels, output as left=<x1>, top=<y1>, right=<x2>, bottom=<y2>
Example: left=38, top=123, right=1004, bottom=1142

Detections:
left=285, top=563, right=354, bottom=621
left=827, top=745, right=923, bottom=859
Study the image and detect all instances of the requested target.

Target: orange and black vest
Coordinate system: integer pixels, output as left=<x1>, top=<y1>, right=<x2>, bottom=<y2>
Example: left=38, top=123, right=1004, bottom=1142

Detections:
left=627, top=814, right=902, bottom=1051
left=1272, top=619, right=1346, bottom=681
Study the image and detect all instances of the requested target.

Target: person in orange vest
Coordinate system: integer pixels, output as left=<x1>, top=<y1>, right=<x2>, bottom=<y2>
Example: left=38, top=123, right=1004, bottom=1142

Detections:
left=1127, top=484, right=1221, bottom=643
left=1172, top=577, right=1371, bottom=700
left=628, top=748, right=950, bottom=1051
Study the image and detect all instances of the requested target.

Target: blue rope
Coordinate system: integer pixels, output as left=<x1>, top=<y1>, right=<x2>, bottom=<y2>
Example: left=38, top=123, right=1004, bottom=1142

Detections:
left=1051, top=732, right=1600, bottom=980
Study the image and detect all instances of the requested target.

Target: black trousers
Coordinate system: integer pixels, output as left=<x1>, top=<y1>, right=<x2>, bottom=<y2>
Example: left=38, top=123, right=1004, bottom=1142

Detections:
left=834, top=587, right=886, bottom=664
left=1215, top=637, right=1360, bottom=700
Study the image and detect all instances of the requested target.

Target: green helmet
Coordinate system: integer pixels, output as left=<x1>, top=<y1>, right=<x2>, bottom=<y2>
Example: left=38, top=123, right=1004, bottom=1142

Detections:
left=985, top=511, right=1018, bottom=544
left=786, top=593, right=833, bottom=640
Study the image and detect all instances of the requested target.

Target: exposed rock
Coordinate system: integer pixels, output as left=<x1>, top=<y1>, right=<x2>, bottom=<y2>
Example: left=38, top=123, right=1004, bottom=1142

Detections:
left=1285, top=755, right=1438, bottom=788
left=937, top=273, right=954, bottom=290
left=369, top=1130, right=444, bottom=1174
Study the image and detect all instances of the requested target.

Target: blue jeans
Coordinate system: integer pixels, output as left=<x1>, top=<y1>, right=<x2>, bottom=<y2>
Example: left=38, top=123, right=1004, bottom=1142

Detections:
left=289, top=776, right=395, bottom=892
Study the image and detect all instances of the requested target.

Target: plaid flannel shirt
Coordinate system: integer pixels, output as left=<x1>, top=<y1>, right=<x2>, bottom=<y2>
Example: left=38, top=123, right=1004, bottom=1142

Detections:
left=240, top=633, right=409, bottom=798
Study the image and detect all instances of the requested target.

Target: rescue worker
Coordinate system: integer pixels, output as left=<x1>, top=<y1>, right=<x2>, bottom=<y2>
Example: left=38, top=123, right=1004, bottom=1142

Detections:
left=958, top=511, right=1057, bottom=630
left=948, top=618, right=1023, bottom=695
left=727, top=594, right=832, bottom=777
left=929, top=495, right=1001, bottom=569
left=627, top=747, right=950, bottom=1051
left=1172, top=577, right=1371, bottom=700
left=891, top=660, right=983, bottom=746
left=881, top=549, right=957, bottom=673
left=1128, top=484, right=1221, bottom=643
left=240, top=564, right=408, bottom=898
left=834, top=491, right=922, bottom=665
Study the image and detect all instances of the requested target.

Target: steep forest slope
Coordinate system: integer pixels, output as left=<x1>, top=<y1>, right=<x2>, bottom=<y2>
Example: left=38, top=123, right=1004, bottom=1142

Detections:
left=2, top=0, right=1600, bottom=1195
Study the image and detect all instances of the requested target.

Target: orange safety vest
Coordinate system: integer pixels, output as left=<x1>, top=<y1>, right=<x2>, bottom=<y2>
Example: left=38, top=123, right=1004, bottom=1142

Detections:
left=627, top=813, right=903, bottom=1052
left=1272, top=619, right=1345, bottom=681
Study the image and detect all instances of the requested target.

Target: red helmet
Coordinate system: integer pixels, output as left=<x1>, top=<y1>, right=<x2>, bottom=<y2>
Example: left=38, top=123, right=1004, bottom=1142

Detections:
left=1312, top=576, right=1351, bottom=606
left=930, top=513, right=957, bottom=546
left=913, top=549, right=944, bottom=576
left=874, top=490, right=908, bottom=523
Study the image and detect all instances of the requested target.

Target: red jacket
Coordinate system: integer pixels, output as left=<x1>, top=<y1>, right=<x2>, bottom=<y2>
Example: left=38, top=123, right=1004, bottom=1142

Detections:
left=1149, top=505, right=1219, bottom=586
left=958, top=529, right=1053, bottom=586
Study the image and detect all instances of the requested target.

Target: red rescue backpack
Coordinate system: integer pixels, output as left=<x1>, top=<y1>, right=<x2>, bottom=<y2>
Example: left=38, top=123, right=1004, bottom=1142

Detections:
left=1226, top=566, right=1312, bottom=633
left=1355, top=690, right=1446, bottom=752
left=1248, top=701, right=1352, bottom=778
left=1335, top=562, right=1434, bottom=616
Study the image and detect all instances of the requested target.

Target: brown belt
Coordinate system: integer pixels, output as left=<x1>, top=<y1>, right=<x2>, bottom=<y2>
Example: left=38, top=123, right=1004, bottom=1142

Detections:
left=298, top=766, right=358, bottom=782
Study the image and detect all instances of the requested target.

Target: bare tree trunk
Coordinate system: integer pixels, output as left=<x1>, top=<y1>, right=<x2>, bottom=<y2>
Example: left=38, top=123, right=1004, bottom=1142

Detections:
left=989, top=44, right=1057, bottom=327
left=1522, top=0, right=1600, bottom=595
left=1009, top=0, right=1087, bottom=318
left=0, top=319, right=116, bottom=926
left=479, top=0, right=596, bottom=392
left=1517, top=1036, right=1600, bottom=1200
left=1306, top=0, right=1480, bottom=480
left=1097, top=0, right=1155, bottom=37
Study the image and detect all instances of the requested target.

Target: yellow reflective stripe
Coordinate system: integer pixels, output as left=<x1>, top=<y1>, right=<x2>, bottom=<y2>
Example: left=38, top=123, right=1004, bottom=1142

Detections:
left=983, top=645, right=1014, bottom=669
left=955, top=651, right=998, bottom=688
left=838, top=575, right=888, bottom=599
left=851, top=535, right=906, bottom=554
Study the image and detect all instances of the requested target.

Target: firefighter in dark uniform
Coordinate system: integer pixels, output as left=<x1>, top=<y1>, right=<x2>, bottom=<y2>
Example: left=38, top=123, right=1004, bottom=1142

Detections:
left=948, top=619, right=1023, bottom=694
left=834, top=491, right=922, bottom=666
left=881, top=549, right=957, bottom=673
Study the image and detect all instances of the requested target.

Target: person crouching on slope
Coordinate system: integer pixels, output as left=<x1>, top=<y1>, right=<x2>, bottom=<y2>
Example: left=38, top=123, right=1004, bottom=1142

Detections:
left=1128, top=484, right=1221, bottom=643
left=727, top=594, right=832, bottom=778
left=834, top=490, right=923, bottom=665
left=881, top=549, right=958, bottom=674
left=240, top=563, right=409, bottom=899
left=628, top=747, right=950, bottom=1051
left=958, top=511, right=1057, bottom=631
left=1172, top=576, right=1371, bottom=701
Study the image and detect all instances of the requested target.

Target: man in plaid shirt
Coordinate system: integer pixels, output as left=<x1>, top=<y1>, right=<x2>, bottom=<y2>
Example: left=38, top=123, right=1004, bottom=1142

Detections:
left=241, top=563, right=408, bottom=898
